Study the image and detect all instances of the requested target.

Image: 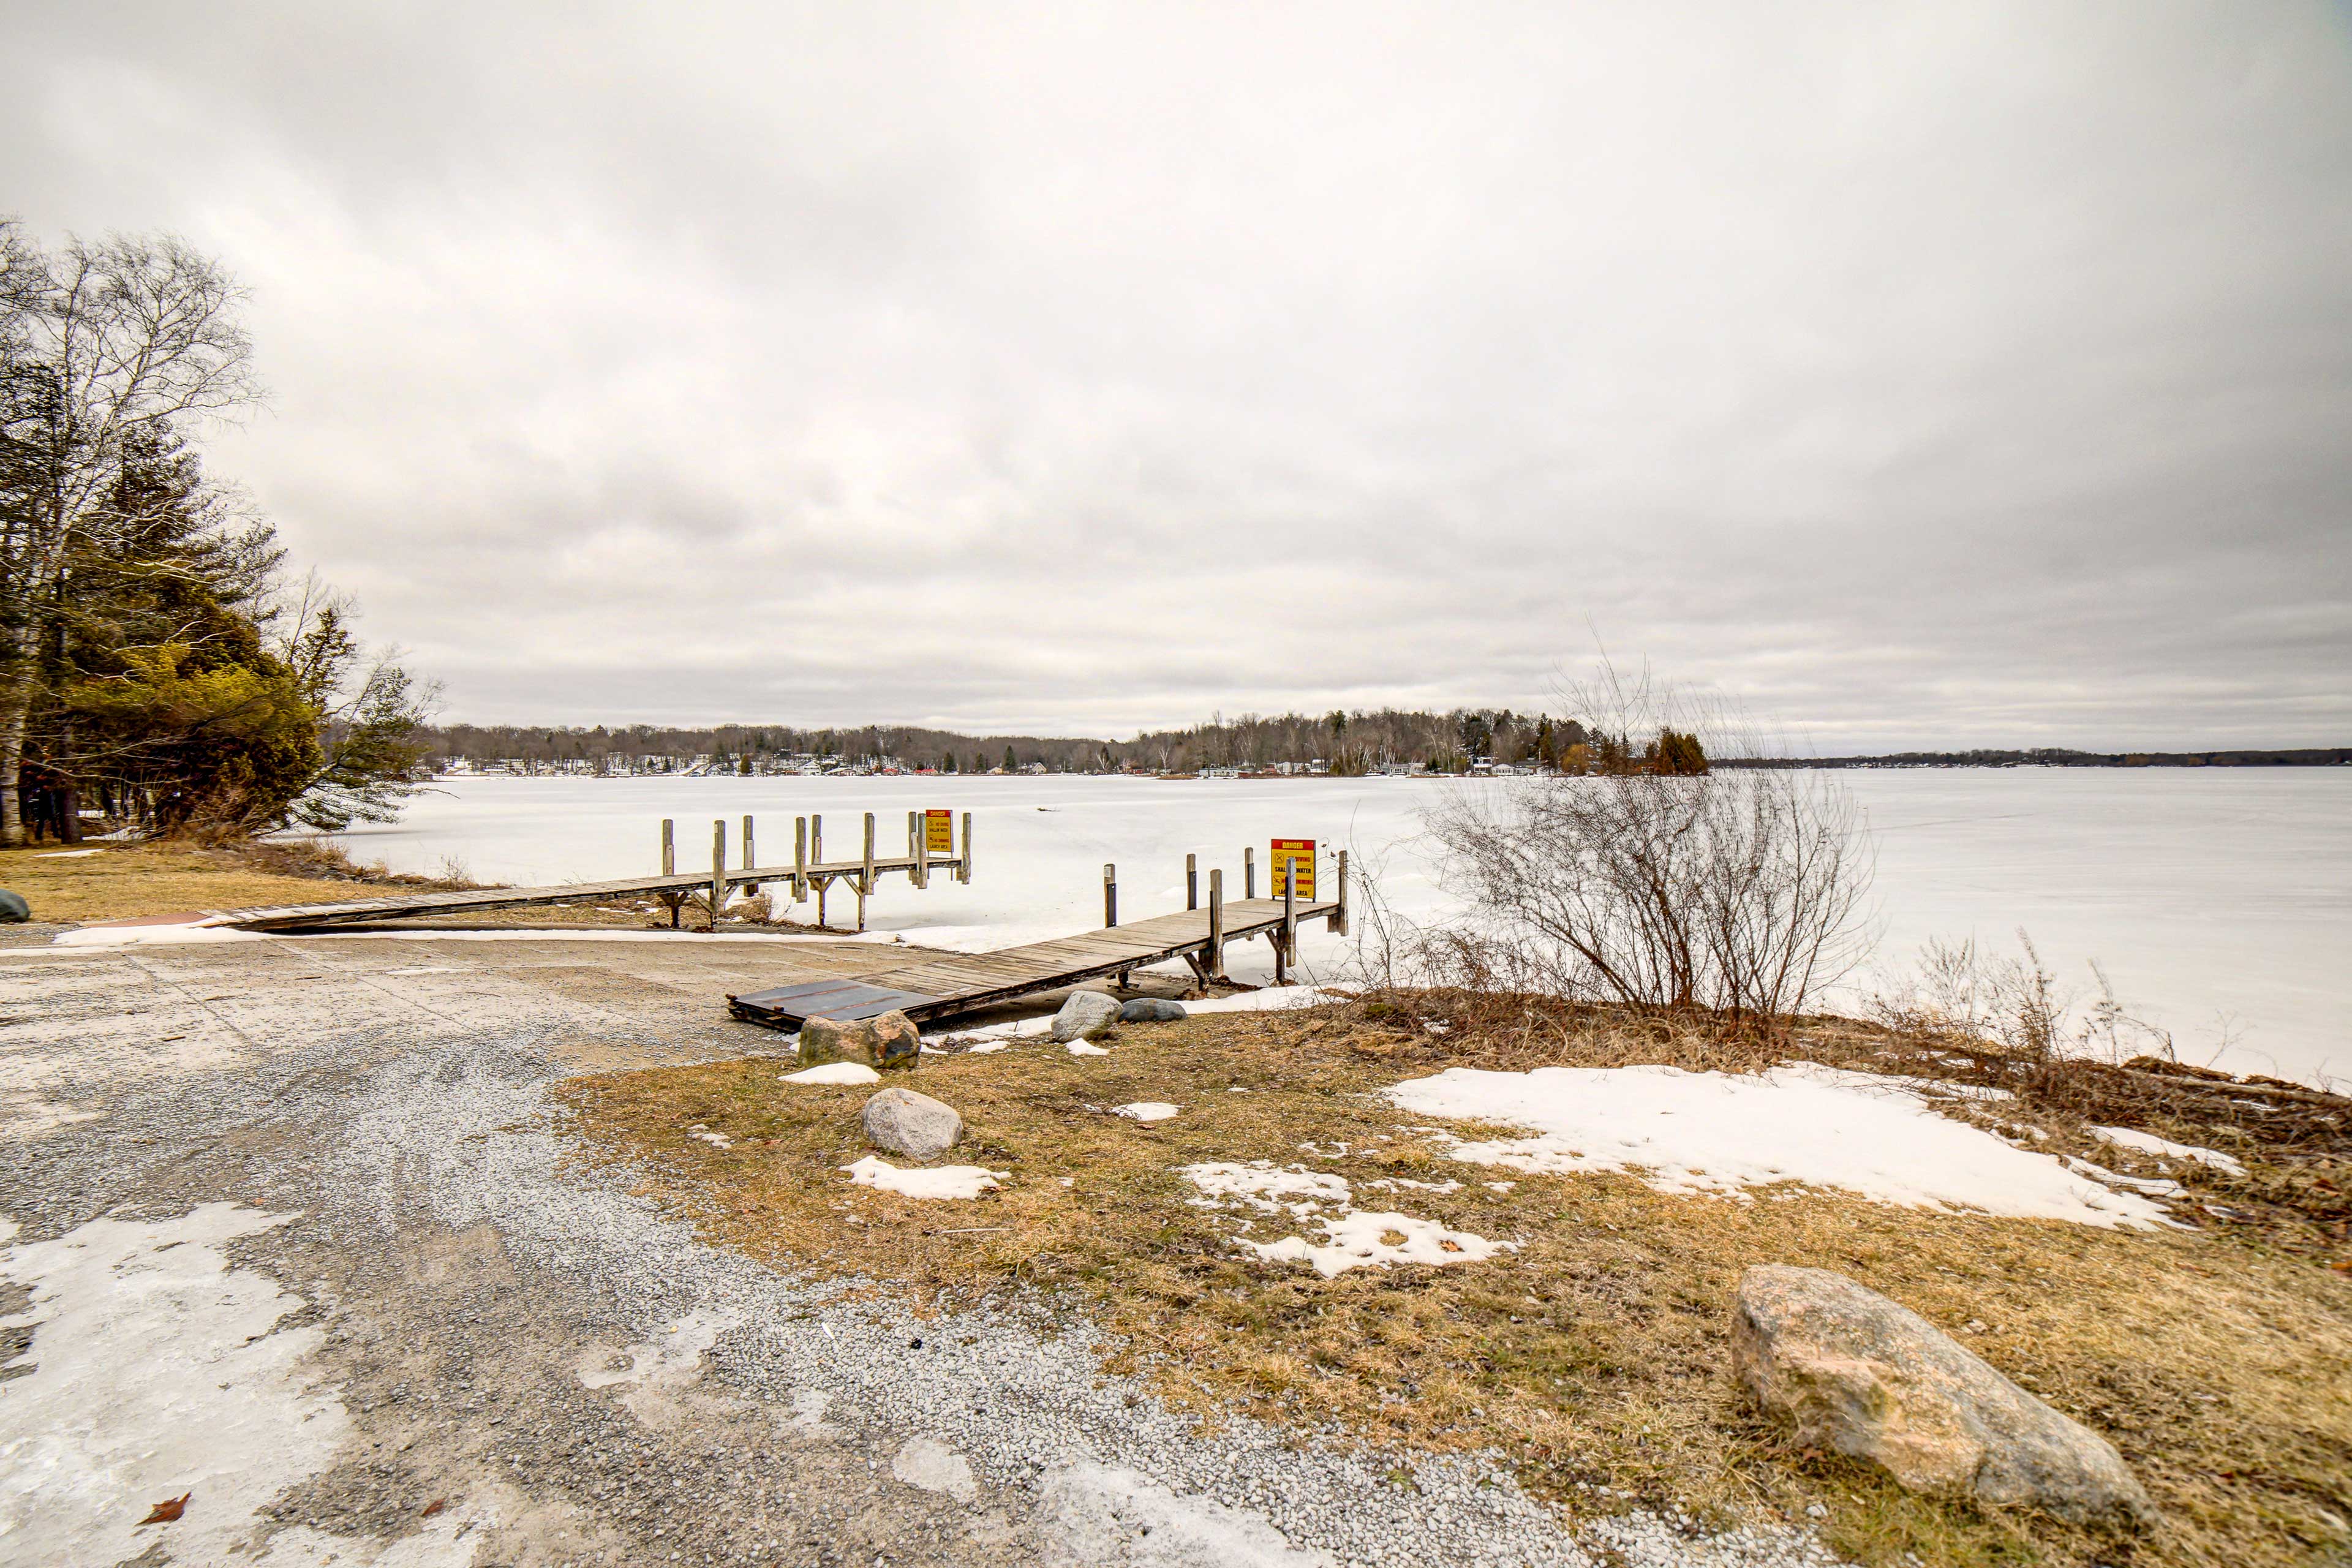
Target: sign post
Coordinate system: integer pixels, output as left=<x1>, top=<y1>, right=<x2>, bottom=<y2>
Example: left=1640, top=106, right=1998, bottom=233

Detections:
left=1270, top=838, right=1316, bottom=902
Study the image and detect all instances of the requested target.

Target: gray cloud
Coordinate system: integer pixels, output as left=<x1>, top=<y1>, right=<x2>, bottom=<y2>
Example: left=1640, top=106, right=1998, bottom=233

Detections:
left=8, top=1, right=2348, bottom=747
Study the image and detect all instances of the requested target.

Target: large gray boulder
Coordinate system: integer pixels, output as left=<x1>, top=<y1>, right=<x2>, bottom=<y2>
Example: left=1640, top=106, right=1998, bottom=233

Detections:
left=0, top=890, right=27, bottom=924
left=862, top=1088, right=963, bottom=1161
left=1050, top=990, right=1120, bottom=1043
left=1733, top=1265, right=2156, bottom=1530
left=1117, top=998, right=1188, bottom=1023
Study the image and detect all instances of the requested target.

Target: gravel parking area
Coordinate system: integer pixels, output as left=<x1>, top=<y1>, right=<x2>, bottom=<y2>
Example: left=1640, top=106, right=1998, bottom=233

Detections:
left=0, top=932, right=1844, bottom=1567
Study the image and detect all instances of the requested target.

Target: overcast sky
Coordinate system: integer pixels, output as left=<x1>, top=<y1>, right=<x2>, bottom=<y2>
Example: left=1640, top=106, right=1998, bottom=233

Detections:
left=9, top=3, right=2349, bottom=748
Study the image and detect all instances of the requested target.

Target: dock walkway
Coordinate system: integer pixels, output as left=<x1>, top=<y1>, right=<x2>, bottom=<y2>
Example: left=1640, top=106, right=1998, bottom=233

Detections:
left=213, top=851, right=965, bottom=932
left=728, top=891, right=1344, bottom=1029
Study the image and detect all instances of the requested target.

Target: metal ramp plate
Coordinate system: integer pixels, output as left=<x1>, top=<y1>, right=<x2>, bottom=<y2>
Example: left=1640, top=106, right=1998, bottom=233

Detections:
left=728, top=979, right=944, bottom=1029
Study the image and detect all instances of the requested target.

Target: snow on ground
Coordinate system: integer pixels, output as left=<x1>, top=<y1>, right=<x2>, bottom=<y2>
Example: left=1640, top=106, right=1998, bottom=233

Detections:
left=0, top=1204, right=480, bottom=1566
left=2094, top=1125, right=2247, bottom=1176
left=1384, top=1064, right=2179, bottom=1229
left=1180, top=1161, right=1512, bottom=1278
left=1041, top=1461, right=1336, bottom=1567
left=1067, top=1041, right=1109, bottom=1057
left=32, top=848, right=104, bottom=858
left=1115, top=1102, right=1180, bottom=1122
left=844, top=1156, right=1006, bottom=1199
left=781, top=1063, right=881, bottom=1086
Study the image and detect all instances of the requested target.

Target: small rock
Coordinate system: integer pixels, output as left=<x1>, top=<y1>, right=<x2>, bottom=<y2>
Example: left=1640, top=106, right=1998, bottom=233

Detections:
left=1050, top=990, right=1120, bottom=1043
left=0, top=889, right=27, bottom=923
left=1733, top=1265, right=2156, bottom=1529
left=1117, top=998, right=1188, bottom=1023
left=862, top=1088, right=963, bottom=1161
left=798, top=1016, right=873, bottom=1066
left=869, top=1009, right=921, bottom=1070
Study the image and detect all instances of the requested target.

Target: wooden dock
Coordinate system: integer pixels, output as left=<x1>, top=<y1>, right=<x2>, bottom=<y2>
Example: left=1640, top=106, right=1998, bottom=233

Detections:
left=729, top=864, right=1348, bottom=1030
left=214, top=809, right=971, bottom=932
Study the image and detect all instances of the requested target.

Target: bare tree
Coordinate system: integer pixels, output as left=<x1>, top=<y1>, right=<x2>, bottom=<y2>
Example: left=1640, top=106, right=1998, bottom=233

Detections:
left=0, top=227, right=259, bottom=843
left=1424, top=662, right=1876, bottom=1022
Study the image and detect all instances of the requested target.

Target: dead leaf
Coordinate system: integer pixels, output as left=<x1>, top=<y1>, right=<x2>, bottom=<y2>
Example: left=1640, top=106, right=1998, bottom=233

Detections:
left=420, top=1498, right=447, bottom=1519
left=140, top=1492, right=190, bottom=1525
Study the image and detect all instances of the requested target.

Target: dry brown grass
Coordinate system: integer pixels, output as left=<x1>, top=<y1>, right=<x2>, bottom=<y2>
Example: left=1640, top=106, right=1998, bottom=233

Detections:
left=557, top=1002, right=2352, bottom=1568
left=0, top=837, right=472, bottom=923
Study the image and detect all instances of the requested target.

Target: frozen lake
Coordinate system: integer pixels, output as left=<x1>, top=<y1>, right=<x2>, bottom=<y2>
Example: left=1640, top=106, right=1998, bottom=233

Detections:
left=330, top=770, right=2351, bottom=1087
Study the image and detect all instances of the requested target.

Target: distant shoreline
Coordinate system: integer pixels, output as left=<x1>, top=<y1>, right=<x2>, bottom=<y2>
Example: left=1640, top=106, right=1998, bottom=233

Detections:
left=1722, top=747, right=2351, bottom=769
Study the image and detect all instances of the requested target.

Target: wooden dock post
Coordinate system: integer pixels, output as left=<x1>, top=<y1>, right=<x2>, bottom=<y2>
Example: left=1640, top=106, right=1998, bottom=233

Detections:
left=710, top=819, right=727, bottom=930
left=1208, top=869, right=1227, bottom=978
left=1104, top=863, right=1118, bottom=928
left=793, top=816, right=809, bottom=902
left=1186, top=853, right=1197, bottom=910
left=913, top=810, right=930, bottom=889
left=660, top=818, right=680, bottom=927
left=742, top=816, right=755, bottom=878
left=958, top=812, right=973, bottom=883
left=1245, top=845, right=1256, bottom=901
left=1276, top=866, right=1297, bottom=984
left=859, top=813, right=876, bottom=931
left=1333, top=850, right=1349, bottom=935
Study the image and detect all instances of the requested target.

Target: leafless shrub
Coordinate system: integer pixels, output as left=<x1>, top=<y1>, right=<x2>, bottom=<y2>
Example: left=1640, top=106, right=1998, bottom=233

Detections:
left=1420, top=665, right=1875, bottom=1023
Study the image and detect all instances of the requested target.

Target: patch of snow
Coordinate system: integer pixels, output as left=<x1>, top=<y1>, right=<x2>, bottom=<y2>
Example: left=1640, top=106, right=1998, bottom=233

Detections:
left=1179, top=986, right=1346, bottom=1016
left=1383, top=1063, right=2177, bottom=1229
left=688, top=1126, right=734, bottom=1150
left=1041, top=1461, right=1336, bottom=1567
left=1066, top=1041, right=1110, bottom=1057
left=576, top=1308, right=741, bottom=1391
left=1115, top=1102, right=1180, bottom=1123
left=1238, top=1210, right=1516, bottom=1279
left=2093, top=1125, right=2245, bottom=1176
left=963, top=1040, right=1012, bottom=1055
left=1180, top=1163, right=1352, bottom=1217
left=891, top=1436, right=978, bottom=1501
left=2062, top=1156, right=2185, bottom=1197
left=844, top=1156, right=1006, bottom=1200
left=48, top=922, right=260, bottom=948
left=33, top=848, right=104, bottom=858
left=780, top=1062, right=881, bottom=1086
left=0, top=1204, right=350, bottom=1566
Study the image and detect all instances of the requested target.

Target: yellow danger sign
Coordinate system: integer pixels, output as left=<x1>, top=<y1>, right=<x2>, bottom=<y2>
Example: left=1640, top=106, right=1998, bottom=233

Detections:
left=925, top=809, right=955, bottom=854
left=1270, top=839, right=1316, bottom=900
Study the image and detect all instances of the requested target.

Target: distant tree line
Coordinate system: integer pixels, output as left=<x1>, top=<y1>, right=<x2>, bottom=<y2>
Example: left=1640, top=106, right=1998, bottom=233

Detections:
left=1721, top=747, right=2351, bottom=769
left=0, top=222, right=434, bottom=843
left=415, top=709, right=1720, bottom=777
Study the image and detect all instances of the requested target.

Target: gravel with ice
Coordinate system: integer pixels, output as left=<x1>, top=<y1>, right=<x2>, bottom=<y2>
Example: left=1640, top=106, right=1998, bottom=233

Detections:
left=1, top=943, right=1847, bottom=1568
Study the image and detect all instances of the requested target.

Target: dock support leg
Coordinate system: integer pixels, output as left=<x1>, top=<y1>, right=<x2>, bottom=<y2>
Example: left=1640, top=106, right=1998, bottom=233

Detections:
left=1245, top=846, right=1256, bottom=901
left=1333, top=850, right=1349, bottom=935
left=1104, top=863, right=1117, bottom=929
left=794, top=816, right=809, bottom=903
left=1207, top=869, right=1226, bottom=981
left=860, top=814, right=876, bottom=932
left=660, top=816, right=680, bottom=928
left=743, top=815, right=755, bottom=876
left=710, top=819, right=726, bottom=932
left=958, top=812, right=973, bottom=883
left=1186, top=853, right=1197, bottom=910
left=817, top=878, right=828, bottom=929
left=1275, top=871, right=1296, bottom=984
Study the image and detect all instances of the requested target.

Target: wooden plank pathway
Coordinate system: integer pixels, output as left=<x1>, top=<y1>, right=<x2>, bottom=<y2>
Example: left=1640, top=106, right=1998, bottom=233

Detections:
left=728, top=894, right=1343, bottom=1029
left=212, top=854, right=967, bottom=932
